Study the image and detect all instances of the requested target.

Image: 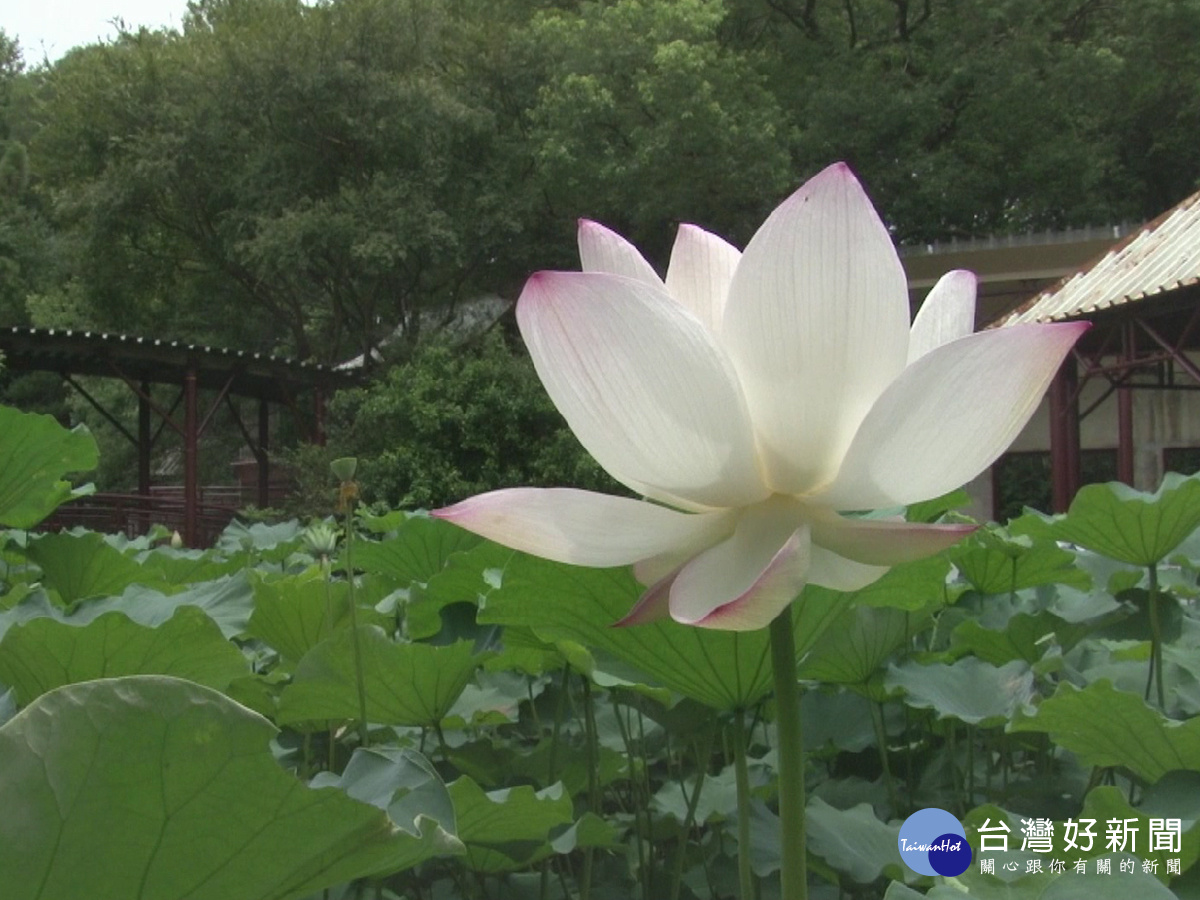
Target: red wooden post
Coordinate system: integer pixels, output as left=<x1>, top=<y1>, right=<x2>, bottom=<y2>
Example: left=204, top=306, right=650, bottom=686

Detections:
left=1049, top=355, right=1081, bottom=513
left=184, top=366, right=199, bottom=547
left=257, top=398, right=271, bottom=508
left=1117, top=321, right=1135, bottom=486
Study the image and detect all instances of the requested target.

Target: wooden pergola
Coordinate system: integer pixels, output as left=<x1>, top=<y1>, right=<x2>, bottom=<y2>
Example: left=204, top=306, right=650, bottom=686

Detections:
left=1001, top=191, right=1200, bottom=511
left=0, top=327, right=359, bottom=544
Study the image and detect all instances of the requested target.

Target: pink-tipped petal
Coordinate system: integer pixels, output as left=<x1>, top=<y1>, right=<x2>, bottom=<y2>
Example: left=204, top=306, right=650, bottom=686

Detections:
left=432, top=488, right=732, bottom=567
left=821, top=321, right=1090, bottom=510
left=810, top=511, right=977, bottom=565
left=908, top=270, right=977, bottom=364
left=517, top=271, right=769, bottom=509
left=614, top=572, right=675, bottom=627
left=665, top=224, right=741, bottom=336
left=686, top=528, right=810, bottom=632
left=807, top=545, right=889, bottom=592
left=723, top=162, right=911, bottom=495
left=668, top=500, right=811, bottom=632
left=577, top=219, right=663, bottom=287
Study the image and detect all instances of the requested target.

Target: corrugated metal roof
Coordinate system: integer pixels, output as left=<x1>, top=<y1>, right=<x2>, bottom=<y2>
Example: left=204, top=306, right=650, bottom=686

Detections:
left=0, top=327, right=359, bottom=401
left=1002, top=191, right=1200, bottom=325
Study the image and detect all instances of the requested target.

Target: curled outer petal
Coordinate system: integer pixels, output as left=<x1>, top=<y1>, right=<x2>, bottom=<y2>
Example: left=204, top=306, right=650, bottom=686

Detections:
left=819, top=321, right=1089, bottom=511
left=432, top=487, right=733, bottom=568
left=669, top=499, right=812, bottom=632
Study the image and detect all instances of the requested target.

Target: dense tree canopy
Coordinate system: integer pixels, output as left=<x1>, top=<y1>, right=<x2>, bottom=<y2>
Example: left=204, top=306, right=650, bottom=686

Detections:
left=4, top=0, right=1200, bottom=497
left=6, top=0, right=1200, bottom=360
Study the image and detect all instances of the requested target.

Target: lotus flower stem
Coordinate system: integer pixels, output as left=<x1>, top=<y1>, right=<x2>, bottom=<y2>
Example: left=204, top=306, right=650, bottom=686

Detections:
left=669, top=727, right=715, bottom=900
left=1145, top=563, right=1165, bottom=710
left=342, top=505, right=370, bottom=749
left=732, top=707, right=755, bottom=900
left=770, top=610, right=807, bottom=900
left=870, top=700, right=899, bottom=816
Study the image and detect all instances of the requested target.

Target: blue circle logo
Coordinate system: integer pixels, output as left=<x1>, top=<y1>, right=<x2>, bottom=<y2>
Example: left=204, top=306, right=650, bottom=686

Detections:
left=898, top=808, right=972, bottom=876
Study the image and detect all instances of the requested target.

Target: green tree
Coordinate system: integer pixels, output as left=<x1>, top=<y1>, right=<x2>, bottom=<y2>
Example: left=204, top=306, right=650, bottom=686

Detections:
left=30, top=0, right=526, bottom=362
left=325, top=330, right=621, bottom=510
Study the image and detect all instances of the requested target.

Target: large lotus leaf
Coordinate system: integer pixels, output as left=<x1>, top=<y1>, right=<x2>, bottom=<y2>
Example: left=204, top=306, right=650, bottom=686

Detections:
left=0, top=605, right=250, bottom=705
left=216, top=519, right=305, bottom=561
left=0, top=590, right=61, bottom=642
left=476, top=553, right=852, bottom=711
left=136, top=546, right=246, bottom=585
left=951, top=611, right=1091, bottom=667
left=1050, top=473, right=1200, bottom=566
left=352, top=513, right=481, bottom=585
left=823, top=554, right=954, bottom=612
left=952, top=533, right=1090, bottom=595
left=0, top=676, right=461, bottom=900
left=311, top=745, right=457, bottom=840
left=1012, top=680, right=1200, bottom=781
left=904, top=488, right=973, bottom=524
left=799, top=604, right=935, bottom=686
left=0, top=406, right=98, bottom=529
left=803, top=690, right=886, bottom=753
left=450, top=776, right=574, bottom=844
left=447, top=776, right=574, bottom=873
left=652, top=764, right=740, bottom=825
left=26, top=531, right=168, bottom=605
left=277, top=628, right=479, bottom=727
left=67, top=572, right=256, bottom=639
left=407, top=540, right=513, bottom=640
left=247, top=570, right=391, bottom=664
left=806, top=797, right=907, bottom=885
left=1081, top=785, right=1200, bottom=878
left=886, top=657, right=1034, bottom=725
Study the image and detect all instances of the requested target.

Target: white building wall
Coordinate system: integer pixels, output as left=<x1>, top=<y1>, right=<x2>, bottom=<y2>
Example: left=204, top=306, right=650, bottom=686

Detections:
left=977, top=351, right=1200, bottom=518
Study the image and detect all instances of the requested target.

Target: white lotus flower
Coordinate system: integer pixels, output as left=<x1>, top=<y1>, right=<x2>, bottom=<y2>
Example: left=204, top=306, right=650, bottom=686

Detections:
left=434, top=163, right=1087, bottom=631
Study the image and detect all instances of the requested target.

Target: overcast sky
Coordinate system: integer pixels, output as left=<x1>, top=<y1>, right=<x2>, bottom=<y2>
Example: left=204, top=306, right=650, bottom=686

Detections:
left=5, top=0, right=191, bottom=64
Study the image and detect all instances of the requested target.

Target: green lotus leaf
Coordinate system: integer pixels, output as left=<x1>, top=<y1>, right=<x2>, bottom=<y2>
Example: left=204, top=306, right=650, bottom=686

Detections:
left=0, top=676, right=460, bottom=900
left=952, top=532, right=1090, bottom=595
left=69, top=572, right=256, bottom=639
left=806, top=797, right=906, bottom=885
left=1051, top=473, right=1200, bottom=566
left=799, top=604, right=936, bottom=686
left=351, top=513, right=481, bottom=586
left=447, top=775, right=574, bottom=872
left=277, top=628, right=480, bottom=727
left=0, top=605, right=250, bottom=705
left=1011, top=680, right=1200, bottom=781
left=26, top=531, right=168, bottom=605
left=951, top=611, right=1092, bottom=667
left=311, top=745, right=457, bottom=840
left=247, top=569, right=390, bottom=664
left=0, top=406, right=98, bottom=529
left=477, top=552, right=852, bottom=711
left=886, top=657, right=1034, bottom=725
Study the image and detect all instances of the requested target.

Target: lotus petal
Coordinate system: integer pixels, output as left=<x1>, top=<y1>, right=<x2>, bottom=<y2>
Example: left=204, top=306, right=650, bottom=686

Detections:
left=723, top=163, right=910, bottom=494
left=908, top=270, right=977, bottom=364
left=578, top=219, right=662, bottom=287
left=518, top=271, right=769, bottom=509
left=432, top=487, right=733, bottom=567
left=810, top=511, right=977, bottom=565
left=821, top=322, right=1089, bottom=510
left=807, top=545, right=889, bottom=592
left=665, top=224, right=741, bottom=337
left=669, top=501, right=811, bottom=631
